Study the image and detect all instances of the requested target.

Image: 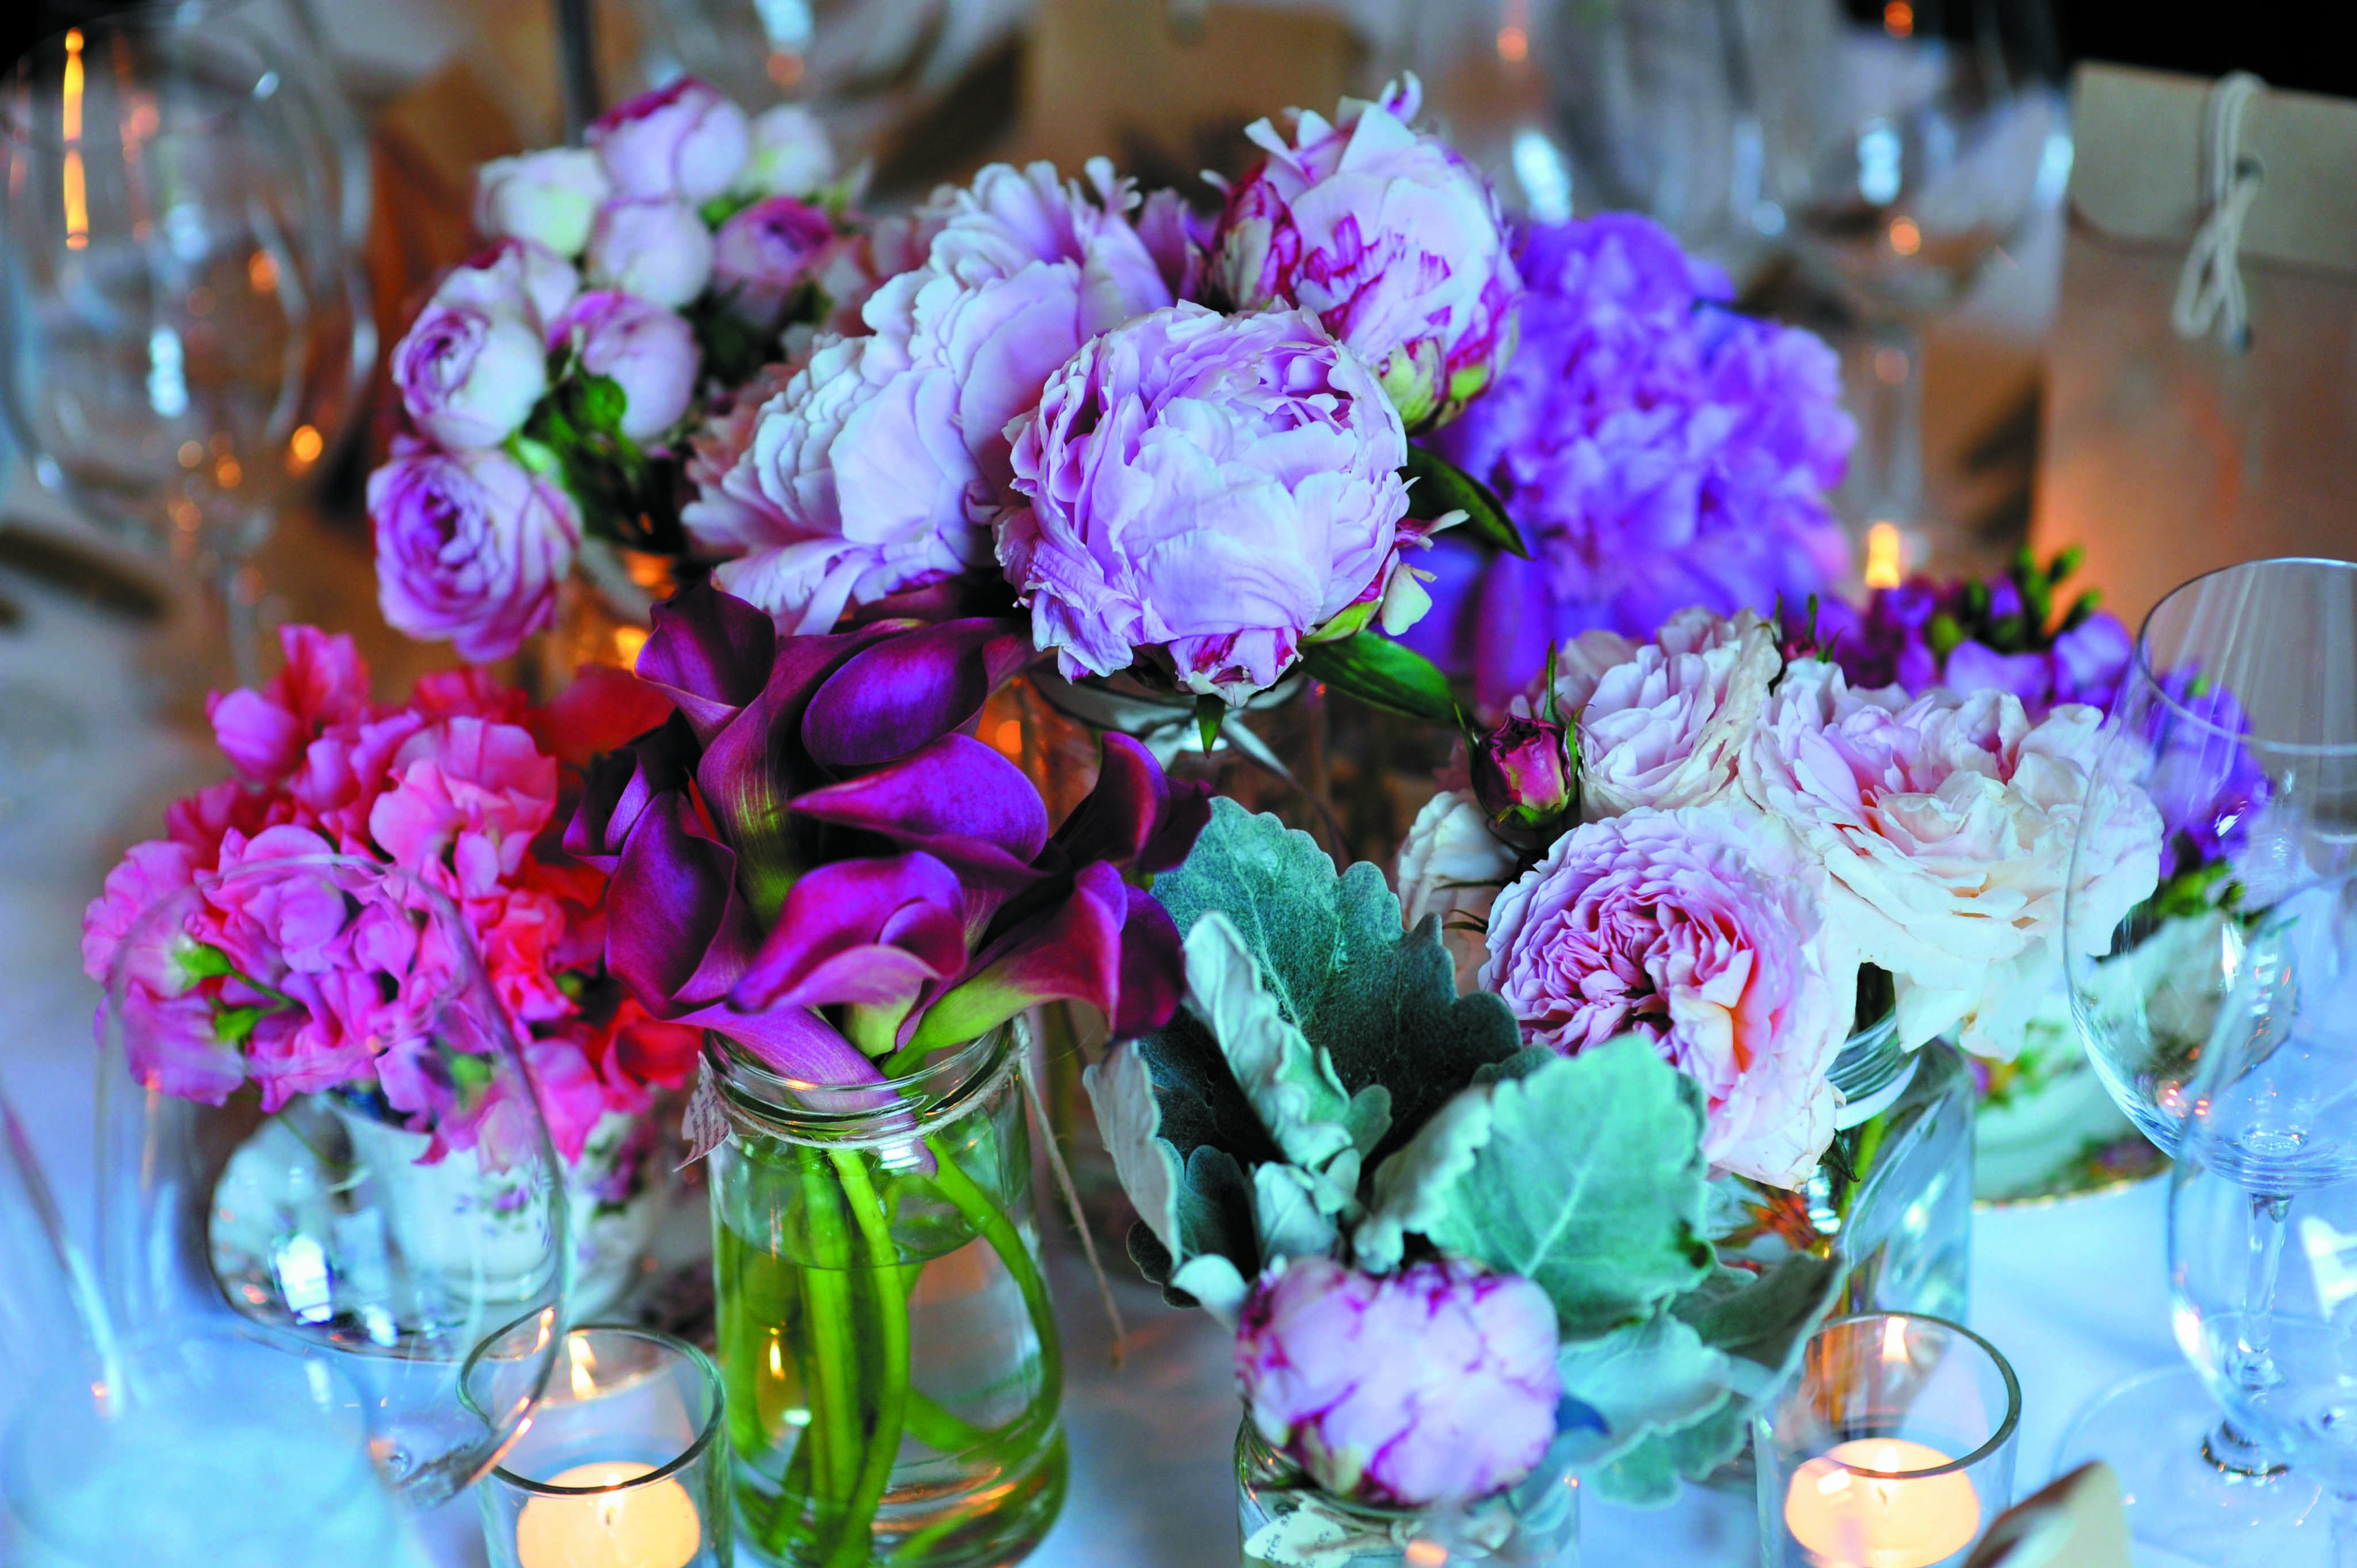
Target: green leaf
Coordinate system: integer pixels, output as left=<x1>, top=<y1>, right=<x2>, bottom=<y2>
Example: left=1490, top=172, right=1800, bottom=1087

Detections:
left=1552, top=1314, right=1735, bottom=1507
left=1183, top=913, right=1367, bottom=1173
left=1147, top=800, right=1521, bottom=1163
left=1403, top=444, right=1527, bottom=558
left=1082, top=1043, right=1184, bottom=1255
left=576, top=372, right=629, bottom=436
left=1253, top=1162, right=1343, bottom=1262
left=1298, top=635, right=1459, bottom=724
left=1412, top=1040, right=1712, bottom=1338
left=1357, top=1085, right=1493, bottom=1272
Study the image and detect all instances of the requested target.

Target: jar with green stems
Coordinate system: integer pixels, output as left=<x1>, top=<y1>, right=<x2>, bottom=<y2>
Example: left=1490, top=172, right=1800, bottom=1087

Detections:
left=706, top=1017, right=1065, bottom=1567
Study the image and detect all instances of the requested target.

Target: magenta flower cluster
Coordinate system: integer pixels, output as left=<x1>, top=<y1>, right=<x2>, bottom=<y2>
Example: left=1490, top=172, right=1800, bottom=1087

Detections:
left=81, top=627, right=697, bottom=1161
left=1413, top=214, right=1854, bottom=711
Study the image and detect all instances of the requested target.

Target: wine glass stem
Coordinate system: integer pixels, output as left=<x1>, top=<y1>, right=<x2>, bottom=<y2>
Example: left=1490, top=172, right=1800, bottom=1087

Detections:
left=2200, top=1191, right=2295, bottom=1478
left=1856, top=318, right=1927, bottom=537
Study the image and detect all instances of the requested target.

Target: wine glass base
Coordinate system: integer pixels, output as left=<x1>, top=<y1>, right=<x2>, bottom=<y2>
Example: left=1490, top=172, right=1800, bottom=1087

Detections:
left=2055, top=1365, right=2329, bottom=1567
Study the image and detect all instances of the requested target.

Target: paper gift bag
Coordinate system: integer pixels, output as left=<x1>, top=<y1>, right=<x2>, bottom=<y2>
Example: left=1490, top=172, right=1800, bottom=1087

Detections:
left=2030, top=64, right=2357, bottom=632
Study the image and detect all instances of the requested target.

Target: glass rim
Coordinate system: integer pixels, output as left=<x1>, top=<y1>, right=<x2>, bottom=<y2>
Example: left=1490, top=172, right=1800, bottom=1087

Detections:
left=2, top=15, right=286, bottom=150
left=2131, top=556, right=2357, bottom=758
left=1799, top=1312, right=2022, bottom=1480
left=706, top=1017, right=1021, bottom=1132
left=475, top=1325, right=725, bottom=1498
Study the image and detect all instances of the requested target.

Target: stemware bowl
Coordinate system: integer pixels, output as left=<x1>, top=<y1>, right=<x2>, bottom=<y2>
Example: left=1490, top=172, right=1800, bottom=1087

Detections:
left=2059, top=556, right=2357, bottom=1562
left=0, top=14, right=361, bottom=691
left=96, top=854, right=570, bottom=1508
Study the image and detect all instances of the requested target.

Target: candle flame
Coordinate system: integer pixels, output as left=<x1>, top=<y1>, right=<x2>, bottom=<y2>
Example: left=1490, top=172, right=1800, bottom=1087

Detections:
left=1881, top=1317, right=1908, bottom=1367
left=1864, top=523, right=1904, bottom=589
left=61, top=30, right=84, bottom=142
left=569, top=1336, right=598, bottom=1402
left=62, top=148, right=88, bottom=249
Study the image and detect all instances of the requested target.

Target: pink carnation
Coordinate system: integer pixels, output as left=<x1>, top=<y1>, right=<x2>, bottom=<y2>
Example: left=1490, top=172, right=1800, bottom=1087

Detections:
left=1479, top=803, right=1852, bottom=1187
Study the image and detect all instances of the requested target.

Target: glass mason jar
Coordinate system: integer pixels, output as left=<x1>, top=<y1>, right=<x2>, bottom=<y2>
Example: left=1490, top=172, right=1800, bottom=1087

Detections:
left=1711, top=1006, right=1975, bottom=1322
left=706, top=1021, right=1066, bottom=1568
left=1235, top=1422, right=1580, bottom=1567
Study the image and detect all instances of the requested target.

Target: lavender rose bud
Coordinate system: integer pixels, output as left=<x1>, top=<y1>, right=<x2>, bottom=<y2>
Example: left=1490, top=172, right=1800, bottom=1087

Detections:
left=1472, top=715, right=1574, bottom=831
left=472, top=147, right=610, bottom=259
left=585, top=198, right=715, bottom=309
left=1210, top=74, right=1521, bottom=432
left=712, top=195, right=834, bottom=325
left=433, top=238, right=581, bottom=335
left=368, top=440, right=581, bottom=663
left=1236, top=1256, right=1561, bottom=1508
left=390, top=302, right=547, bottom=451
left=735, top=104, right=834, bottom=199
left=546, top=290, right=699, bottom=441
left=999, top=302, right=1411, bottom=703
left=588, top=77, right=749, bottom=203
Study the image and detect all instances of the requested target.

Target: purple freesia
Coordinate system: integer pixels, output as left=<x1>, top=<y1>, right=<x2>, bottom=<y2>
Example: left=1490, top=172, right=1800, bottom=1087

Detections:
left=575, top=583, right=1208, bottom=1085
left=1236, top=1256, right=1561, bottom=1508
left=1413, top=214, right=1853, bottom=712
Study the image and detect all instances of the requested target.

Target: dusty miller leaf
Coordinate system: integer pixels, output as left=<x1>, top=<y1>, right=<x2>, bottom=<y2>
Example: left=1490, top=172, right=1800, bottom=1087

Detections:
left=1184, top=913, right=1359, bottom=1172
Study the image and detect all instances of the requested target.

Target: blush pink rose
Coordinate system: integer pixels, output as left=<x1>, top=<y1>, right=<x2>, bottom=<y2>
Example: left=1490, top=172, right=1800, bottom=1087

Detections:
left=1393, top=788, right=1519, bottom=993
left=587, top=77, right=749, bottom=204
left=545, top=289, right=700, bottom=441
left=1568, top=608, right=1781, bottom=817
left=1478, top=803, right=1852, bottom=1187
left=474, top=147, right=610, bottom=258
left=369, top=440, right=582, bottom=663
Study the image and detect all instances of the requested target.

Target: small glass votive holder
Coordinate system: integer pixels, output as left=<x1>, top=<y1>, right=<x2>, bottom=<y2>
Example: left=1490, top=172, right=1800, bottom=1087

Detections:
left=1754, top=1314, right=2020, bottom=1568
left=470, top=1325, right=730, bottom=1568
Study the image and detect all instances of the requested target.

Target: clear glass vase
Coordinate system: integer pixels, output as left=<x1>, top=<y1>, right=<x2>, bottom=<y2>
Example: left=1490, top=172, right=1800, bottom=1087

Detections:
left=707, top=1021, right=1066, bottom=1568
left=1711, top=1006, right=1975, bottom=1322
left=1235, top=1421, right=1581, bottom=1567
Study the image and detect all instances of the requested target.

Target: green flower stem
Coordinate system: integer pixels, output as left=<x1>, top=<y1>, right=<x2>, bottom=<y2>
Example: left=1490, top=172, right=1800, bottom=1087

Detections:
left=922, top=1136, right=1063, bottom=1426
left=903, top=1391, right=991, bottom=1455
left=822, top=1149, right=911, bottom=1568
left=784, top=1150, right=862, bottom=1544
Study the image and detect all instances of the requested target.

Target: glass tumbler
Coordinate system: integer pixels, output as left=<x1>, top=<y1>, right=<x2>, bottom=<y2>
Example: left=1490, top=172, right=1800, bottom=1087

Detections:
left=471, top=1326, right=730, bottom=1568
left=1755, top=1314, right=2020, bottom=1568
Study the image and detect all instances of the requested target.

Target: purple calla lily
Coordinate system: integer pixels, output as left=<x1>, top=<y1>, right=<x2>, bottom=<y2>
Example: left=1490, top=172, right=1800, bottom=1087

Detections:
left=580, top=583, right=1208, bottom=1091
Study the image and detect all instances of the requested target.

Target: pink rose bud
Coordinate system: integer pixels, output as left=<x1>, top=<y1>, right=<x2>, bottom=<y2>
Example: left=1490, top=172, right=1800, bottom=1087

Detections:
left=368, top=441, right=581, bottom=663
left=736, top=104, right=835, bottom=199
left=390, top=302, right=547, bottom=451
left=1471, top=714, right=1574, bottom=831
left=588, top=77, right=749, bottom=203
left=1236, top=1257, right=1561, bottom=1509
left=433, top=237, right=581, bottom=335
left=546, top=289, right=700, bottom=441
left=712, top=194, right=834, bottom=325
left=472, top=147, right=611, bottom=258
left=585, top=197, right=715, bottom=309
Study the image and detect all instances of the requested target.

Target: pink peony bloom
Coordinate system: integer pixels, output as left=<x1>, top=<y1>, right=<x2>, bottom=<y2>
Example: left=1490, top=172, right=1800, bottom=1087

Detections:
left=999, top=303, right=1410, bottom=701
left=711, top=195, right=835, bottom=326
left=1738, top=658, right=2164, bottom=1055
left=473, top=147, right=611, bottom=259
left=369, top=440, right=582, bottom=663
left=390, top=299, right=548, bottom=451
left=587, top=77, right=749, bottom=204
left=1210, top=75, right=1521, bottom=432
left=545, top=289, right=700, bottom=441
left=585, top=197, right=715, bottom=309
left=1237, top=1256, right=1561, bottom=1508
left=1479, top=803, right=1852, bottom=1187
left=1565, top=608, right=1782, bottom=818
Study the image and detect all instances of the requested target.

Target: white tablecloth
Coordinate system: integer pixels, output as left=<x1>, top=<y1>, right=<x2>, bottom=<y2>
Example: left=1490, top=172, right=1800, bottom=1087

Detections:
left=0, top=510, right=2183, bottom=1567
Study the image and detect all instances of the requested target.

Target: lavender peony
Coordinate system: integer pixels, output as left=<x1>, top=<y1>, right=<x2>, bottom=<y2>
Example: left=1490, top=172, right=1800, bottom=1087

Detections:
left=1479, top=803, right=1852, bottom=1187
left=1236, top=1256, right=1561, bottom=1508
left=1394, top=789, right=1519, bottom=993
left=588, top=77, right=749, bottom=203
left=369, top=440, right=581, bottom=663
left=585, top=198, right=715, bottom=309
left=999, top=303, right=1412, bottom=701
left=1738, top=658, right=2164, bottom=1055
left=1564, top=608, right=1782, bottom=818
left=1416, top=215, right=1853, bottom=711
left=546, top=289, right=699, bottom=441
left=390, top=300, right=547, bottom=452
left=472, top=147, right=610, bottom=258
left=712, top=195, right=835, bottom=325
left=1210, top=75, right=1520, bottom=432
left=683, top=161, right=1173, bottom=631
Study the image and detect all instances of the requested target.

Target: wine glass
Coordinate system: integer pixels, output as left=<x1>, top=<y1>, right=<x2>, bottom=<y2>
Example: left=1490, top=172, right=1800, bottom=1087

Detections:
left=2168, top=875, right=2357, bottom=1568
left=96, top=854, right=570, bottom=1508
left=0, top=14, right=363, bottom=694
left=1765, top=0, right=2069, bottom=576
left=2059, top=557, right=2357, bottom=1562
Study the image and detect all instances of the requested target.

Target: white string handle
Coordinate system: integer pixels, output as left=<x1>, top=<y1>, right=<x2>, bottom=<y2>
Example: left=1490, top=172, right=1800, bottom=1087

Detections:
left=2172, top=71, right=2267, bottom=349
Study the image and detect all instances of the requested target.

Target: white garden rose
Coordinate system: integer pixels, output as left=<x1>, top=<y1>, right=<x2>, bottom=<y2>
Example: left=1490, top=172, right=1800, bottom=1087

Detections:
left=1738, top=657, right=2163, bottom=1054
left=1573, top=608, right=1780, bottom=818
left=1394, top=789, right=1519, bottom=993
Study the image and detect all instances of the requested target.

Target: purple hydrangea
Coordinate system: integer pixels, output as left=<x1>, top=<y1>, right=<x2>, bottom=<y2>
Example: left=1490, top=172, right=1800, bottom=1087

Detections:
left=1410, top=215, right=1853, bottom=712
left=1235, top=1256, right=1561, bottom=1509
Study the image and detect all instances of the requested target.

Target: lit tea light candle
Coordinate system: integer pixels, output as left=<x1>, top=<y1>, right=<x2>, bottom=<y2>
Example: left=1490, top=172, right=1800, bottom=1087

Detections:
left=1783, top=1438, right=1980, bottom=1568
left=514, top=1461, right=701, bottom=1568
